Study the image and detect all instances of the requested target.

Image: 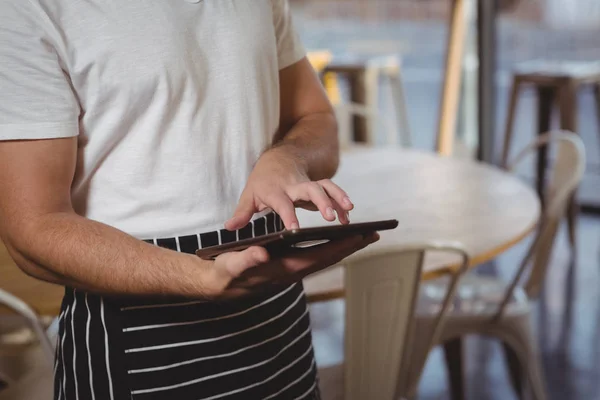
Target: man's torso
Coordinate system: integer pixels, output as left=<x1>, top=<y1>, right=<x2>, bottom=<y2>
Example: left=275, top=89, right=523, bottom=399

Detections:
left=39, top=0, right=284, bottom=237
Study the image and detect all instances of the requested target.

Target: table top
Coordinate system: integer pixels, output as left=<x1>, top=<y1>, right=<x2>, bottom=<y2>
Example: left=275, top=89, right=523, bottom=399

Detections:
left=0, top=147, right=540, bottom=315
left=515, top=60, right=600, bottom=82
left=301, top=147, right=541, bottom=302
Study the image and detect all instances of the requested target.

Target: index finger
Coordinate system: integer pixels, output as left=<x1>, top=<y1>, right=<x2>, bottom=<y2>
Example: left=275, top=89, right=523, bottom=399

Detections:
left=265, top=192, right=299, bottom=230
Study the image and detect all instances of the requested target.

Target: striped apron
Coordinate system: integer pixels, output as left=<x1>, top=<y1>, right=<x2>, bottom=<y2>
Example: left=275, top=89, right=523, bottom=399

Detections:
left=53, top=213, right=321, bottom=399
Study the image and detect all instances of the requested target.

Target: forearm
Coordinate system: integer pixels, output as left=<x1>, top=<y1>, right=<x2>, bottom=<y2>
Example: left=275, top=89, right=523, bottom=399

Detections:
left=270, top=111, right=339, bottom=180
left=3, top=212, right=210, bottom=298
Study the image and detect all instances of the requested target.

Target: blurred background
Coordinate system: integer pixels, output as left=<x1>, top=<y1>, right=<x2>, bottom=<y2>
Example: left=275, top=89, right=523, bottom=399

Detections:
left=1, top=1, right=600, bottom=399
left=290, top=0, right=600, bottom=399
left=293, top=0, right=600, bottom=201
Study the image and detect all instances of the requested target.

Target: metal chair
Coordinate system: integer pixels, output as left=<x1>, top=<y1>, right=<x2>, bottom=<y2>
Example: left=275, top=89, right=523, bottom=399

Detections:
left=317, top=243, right=470, bottom=400
left=416, top=131, right=585, bottom=400
left=0, top=360, right=53, bottom=400
left=0, top=289, right=55, bottom=397
left=0, top=290, right=54, bottom=363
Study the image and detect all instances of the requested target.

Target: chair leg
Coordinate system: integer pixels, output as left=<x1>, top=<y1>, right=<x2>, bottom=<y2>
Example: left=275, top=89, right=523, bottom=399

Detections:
left=0, top=372, right=10, bottom=392
left=364, top=67, right=380, bottom=146
left=502, top=342, right=524, bottom=399
left=501, top=78, right=521, bottom=168
left=443, top=338, right=465, bottom=400
left=566, top=197, right=579, bottom=254
left=334, top=104, right=353, bottom=149
left=526, top=355, right=548, bottom=400
left=349, top=71, right=367, bottom=144
left=389, top=73, right=412, bottom=147
left=499, top=316, right=548, bottom=400
left=502, top=339, right=547, bottom=400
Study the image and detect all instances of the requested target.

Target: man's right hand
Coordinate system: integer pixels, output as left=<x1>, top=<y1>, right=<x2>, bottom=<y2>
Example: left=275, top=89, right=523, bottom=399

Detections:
left=209, top=233, right=379, bottom=299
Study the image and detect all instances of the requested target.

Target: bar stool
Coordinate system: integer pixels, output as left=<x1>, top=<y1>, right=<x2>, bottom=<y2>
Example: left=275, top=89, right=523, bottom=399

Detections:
left=501, top=60, right=600, bottom=252
left=323, top=54, right=411, bottom=147
left=306, top=49, right=343, bottom=123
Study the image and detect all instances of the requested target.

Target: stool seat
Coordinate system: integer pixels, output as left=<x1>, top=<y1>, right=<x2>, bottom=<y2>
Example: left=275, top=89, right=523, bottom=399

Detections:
left=514, top=60, right=600, bottom=83
left=324, top=54, right=402, bottom=75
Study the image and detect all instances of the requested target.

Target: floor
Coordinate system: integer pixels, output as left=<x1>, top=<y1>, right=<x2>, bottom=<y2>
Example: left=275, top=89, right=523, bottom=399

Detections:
left=295, top=3, right=600, bottom=399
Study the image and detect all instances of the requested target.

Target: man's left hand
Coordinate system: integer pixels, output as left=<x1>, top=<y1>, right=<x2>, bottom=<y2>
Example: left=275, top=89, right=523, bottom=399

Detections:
left=225, top=149, right=353, bottom=231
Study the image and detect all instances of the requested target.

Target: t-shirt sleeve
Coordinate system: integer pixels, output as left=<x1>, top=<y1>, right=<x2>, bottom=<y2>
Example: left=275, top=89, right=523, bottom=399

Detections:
left=0, top=2, right=80, bottom=141
left=271, top=0, right=307, bottom=70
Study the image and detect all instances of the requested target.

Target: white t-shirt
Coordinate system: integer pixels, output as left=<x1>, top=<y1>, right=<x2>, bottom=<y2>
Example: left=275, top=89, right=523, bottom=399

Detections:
left=0, top=0, right=305, bottom=239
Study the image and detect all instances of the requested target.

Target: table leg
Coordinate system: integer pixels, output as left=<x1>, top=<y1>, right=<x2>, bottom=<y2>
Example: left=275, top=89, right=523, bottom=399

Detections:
left=437, top=0, right=467, bottom=156
left=443, top=338, right=466, bottom=400
left=365, top=66, right=380, bottom=146
left=501, top=78, right=521, bottom=168
left=477, top=0, right=497, bottom=164
left=594, top=84, right=600, bottom=162
left=536, top=86, right=556, bottom=208
left=349, top=71, right=368, bottom=143
left=558, top=81, right=579, bottom=253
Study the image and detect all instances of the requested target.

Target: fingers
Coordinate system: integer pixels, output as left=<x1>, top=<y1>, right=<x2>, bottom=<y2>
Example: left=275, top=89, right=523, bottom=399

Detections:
left=225, top=193, right=256, bottom=231
left=287, top=180, right=353, bottom=225
left=266, top=193, right=299, bottom=230
left=330, top=198, right=349, bottom=224
left=364, top=232, right=380, bottom=243
left=319, top=179, right=354, bottom=211
left=319, top=180, right=352, bottom=224
left=287, top=182, right=336, bottom=223
left=230, top=176, right=353, bottom=230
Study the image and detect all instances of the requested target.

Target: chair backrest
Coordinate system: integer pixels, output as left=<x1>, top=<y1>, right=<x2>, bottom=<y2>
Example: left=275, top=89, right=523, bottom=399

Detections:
left=495, top=131, right=585, bottom=319
left=343, top=243, right=470, bottom=400
left=0, top=289, right=54, bottom=365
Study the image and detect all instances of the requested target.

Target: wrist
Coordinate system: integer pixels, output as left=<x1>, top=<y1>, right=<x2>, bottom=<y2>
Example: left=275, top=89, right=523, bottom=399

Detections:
left=259, top=145, right=310, bottom=183
left=174, top=253, right=220, bottom=299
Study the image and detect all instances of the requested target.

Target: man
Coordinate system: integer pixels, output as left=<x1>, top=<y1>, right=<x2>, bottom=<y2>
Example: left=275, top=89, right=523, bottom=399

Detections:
left=0, top=0, right=378, bottom=399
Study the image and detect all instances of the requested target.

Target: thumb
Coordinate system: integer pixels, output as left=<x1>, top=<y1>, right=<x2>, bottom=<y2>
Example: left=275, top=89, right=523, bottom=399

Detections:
left=225, top=194, right=256, bottom=231
left=216, top=246, right=270, bottom=277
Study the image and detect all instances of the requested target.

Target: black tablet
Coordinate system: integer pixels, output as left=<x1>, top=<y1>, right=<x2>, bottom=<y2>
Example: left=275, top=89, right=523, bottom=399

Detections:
left=195, top=219, right=398, bottom=260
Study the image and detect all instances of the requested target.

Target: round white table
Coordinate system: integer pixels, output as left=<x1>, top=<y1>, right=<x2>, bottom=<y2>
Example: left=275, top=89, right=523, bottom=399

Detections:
left=300, top=147, right=541, bottom=302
